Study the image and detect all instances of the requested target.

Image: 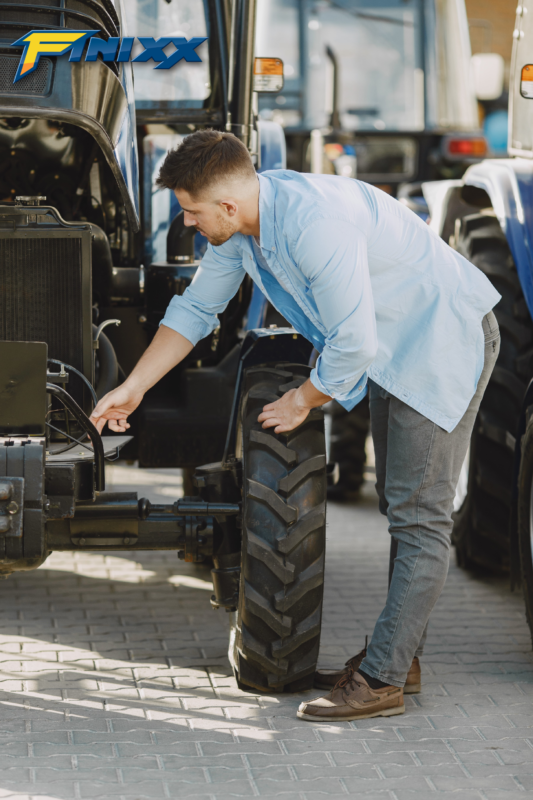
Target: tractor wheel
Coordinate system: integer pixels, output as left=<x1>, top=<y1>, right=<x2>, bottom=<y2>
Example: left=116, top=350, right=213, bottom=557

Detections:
left=453, top=213, right=532, bottom=571
left=327, top=397, right=370, bottom=501
left=230, top=363, right=327, bottom=692
left=518, top=412, right=533, bottom=644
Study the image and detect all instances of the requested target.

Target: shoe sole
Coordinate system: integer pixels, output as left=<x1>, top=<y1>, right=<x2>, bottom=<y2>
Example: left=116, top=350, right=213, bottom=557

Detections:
left=297, top=704, right=406, bottom=722
left=314, top=681, right=421, bottom=694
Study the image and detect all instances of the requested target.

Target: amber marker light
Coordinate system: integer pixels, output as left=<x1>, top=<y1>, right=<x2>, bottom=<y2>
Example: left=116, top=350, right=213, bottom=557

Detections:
left=253, top=57, right=284, bottom=93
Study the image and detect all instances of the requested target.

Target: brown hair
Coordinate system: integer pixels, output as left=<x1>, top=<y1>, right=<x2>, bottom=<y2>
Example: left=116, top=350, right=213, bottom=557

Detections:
left=156, top=130, right=256, bottom=197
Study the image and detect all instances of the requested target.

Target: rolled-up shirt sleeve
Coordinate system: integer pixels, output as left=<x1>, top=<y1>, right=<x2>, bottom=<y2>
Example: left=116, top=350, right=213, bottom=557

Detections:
left=161, top=236, right=246, bottom=345
left=293, top=218, right=378, bottom=407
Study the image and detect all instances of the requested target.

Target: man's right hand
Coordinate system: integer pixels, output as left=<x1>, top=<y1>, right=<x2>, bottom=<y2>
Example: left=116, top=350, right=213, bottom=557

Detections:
left=88, top=324, right=195, bottom=436
left=90, top=383, right=144, bottom=435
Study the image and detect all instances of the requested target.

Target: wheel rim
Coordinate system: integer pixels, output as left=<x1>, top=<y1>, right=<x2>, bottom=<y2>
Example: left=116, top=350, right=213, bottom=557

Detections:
left=453, top=445, right=470, bottom=513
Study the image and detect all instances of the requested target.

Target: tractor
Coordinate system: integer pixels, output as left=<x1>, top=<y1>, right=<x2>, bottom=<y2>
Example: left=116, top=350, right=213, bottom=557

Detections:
left=422, top=2, right=533, bottom=644
left=0, top=0, right=328, bottom=693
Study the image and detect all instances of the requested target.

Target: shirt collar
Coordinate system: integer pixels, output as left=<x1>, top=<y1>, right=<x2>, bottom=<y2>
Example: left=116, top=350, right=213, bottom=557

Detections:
left=257, top=173, right=276, bottom=253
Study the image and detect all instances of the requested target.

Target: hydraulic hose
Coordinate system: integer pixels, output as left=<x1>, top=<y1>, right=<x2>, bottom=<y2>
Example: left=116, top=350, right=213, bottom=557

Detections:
left=46, top=384, right=105, bottom=492
left=93, top=325, right=119, bottom=400
left=48, top=358, right=98, bottom=408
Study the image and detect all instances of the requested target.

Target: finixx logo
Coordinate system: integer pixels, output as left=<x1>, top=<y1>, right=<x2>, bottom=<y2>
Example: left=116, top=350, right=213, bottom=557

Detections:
left=11, top=30, right=207, bottom=83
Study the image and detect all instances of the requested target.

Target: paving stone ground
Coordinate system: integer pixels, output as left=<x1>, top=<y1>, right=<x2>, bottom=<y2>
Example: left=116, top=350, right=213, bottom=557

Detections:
left=0, top=461, right=531, bottom=799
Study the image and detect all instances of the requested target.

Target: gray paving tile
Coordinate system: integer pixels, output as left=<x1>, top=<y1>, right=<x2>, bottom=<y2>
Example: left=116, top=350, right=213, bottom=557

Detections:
left=0, top=473, right=530, bottom=799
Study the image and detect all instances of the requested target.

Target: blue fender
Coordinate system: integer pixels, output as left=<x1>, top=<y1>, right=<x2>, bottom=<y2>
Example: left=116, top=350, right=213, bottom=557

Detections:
left=463, top=159, right=533, bottom=584
left=463, top=158, right=533, bottom=318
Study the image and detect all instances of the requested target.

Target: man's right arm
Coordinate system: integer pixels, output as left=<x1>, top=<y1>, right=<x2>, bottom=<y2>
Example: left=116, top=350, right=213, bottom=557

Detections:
left=90, top=238, right=246, bottom=434
left=90, top=325, right=193, bottom=434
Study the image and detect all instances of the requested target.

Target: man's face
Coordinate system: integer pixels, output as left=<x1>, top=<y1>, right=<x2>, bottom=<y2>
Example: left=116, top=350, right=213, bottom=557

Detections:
left=175, top=188, right=238, bottom=247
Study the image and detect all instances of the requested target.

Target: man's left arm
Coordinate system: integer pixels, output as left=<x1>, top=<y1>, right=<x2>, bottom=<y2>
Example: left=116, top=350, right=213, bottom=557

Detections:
left=259, top=218, right=377, bottom=433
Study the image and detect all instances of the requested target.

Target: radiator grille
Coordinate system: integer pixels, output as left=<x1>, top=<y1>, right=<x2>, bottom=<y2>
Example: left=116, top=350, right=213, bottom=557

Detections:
left=0, top=237, right=84, bottom=376
left=0, top=55, right=52, bottom=94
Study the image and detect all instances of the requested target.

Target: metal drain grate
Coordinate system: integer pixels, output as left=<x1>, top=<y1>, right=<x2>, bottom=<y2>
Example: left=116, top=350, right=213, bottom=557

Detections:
left=0, top=54, right=52, bottom=94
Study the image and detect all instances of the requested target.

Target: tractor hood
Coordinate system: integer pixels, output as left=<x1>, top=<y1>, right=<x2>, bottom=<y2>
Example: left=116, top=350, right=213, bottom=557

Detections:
left=0, top=53, right=140, bottom=232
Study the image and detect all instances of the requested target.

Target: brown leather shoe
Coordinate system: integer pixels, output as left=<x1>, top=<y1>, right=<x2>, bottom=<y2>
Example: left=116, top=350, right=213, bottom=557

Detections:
left=314, top=639, right=368, bottom=691
left=314, top=646, right=421, bottom=694
left=405, top=656, right=421, bottom=694
left=298, top=671, right=405, bottom=722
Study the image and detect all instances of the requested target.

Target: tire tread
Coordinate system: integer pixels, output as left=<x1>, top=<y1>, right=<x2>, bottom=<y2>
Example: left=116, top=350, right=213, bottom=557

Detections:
left=233, top=364, right=326, bottom=691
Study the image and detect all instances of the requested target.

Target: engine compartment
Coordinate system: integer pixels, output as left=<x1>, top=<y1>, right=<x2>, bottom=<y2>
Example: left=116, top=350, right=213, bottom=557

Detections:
left=0, top=117, right=136, bottom=268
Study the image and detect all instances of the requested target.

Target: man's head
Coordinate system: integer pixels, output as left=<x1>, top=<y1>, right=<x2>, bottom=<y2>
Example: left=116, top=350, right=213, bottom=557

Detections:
left=156, top=130, right=259, bottom=246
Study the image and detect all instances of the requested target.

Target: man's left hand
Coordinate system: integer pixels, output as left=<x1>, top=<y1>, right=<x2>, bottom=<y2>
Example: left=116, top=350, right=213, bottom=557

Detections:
left=258, top=388, right=311, bottom=434
left=258, top=377, right=332, bottom=434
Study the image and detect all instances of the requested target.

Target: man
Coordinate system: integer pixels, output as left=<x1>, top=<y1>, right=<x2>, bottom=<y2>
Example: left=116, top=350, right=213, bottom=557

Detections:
left=90, top=130, right=500, bottom=722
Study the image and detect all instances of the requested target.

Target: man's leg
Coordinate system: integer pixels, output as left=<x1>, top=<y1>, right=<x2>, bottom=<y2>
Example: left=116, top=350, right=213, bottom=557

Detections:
left=369, top=381, right=424, bottom=686
left=359, top=313, right=500, bottom=686
left=305, top=312, right=499, bottom=718
left=312, top=381, right=392, bottom=691
left=369, top=379, right=389, bottom=518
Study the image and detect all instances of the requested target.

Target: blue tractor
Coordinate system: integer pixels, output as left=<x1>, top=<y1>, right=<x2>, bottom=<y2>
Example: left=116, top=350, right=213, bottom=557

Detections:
left=423, top=3, right=533, bottom=641
left=0, top=0, right=327, bottom=692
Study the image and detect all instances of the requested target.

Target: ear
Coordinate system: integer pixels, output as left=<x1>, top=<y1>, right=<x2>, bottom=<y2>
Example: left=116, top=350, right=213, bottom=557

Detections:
left=219, top=199, right=238, bottom=217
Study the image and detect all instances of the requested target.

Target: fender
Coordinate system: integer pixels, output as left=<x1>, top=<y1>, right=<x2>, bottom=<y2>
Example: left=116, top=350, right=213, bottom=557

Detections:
left=460, top=159, right=533, bottom=587
left=462, top=158, right=533, bottom=319
left=222, top=328, right=314, bottom=463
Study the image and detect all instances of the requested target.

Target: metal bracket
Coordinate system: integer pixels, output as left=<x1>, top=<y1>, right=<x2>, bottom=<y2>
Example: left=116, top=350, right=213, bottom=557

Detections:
left=177, top=516, right=214, bottom=563
left=0, top=478, right=24, bottom=537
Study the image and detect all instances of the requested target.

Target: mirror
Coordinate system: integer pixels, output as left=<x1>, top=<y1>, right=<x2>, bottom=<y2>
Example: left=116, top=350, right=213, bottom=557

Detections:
left=470, top=53, right=505, bottom=101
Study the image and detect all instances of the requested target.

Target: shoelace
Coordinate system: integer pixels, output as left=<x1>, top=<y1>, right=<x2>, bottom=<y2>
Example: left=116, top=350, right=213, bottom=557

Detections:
left=343, top=634, right=368, bottom=670
left=334, top=635, right=369, bottom=692
left=333, top=665, right=360, bottom=691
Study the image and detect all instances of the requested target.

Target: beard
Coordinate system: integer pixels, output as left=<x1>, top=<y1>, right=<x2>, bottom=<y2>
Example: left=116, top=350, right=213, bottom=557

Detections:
left=195, top=214, right=236, bottom=247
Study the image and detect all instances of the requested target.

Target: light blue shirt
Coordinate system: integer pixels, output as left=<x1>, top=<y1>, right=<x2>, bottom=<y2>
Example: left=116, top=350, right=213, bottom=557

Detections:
left=162, top=171, right=501, bottom=432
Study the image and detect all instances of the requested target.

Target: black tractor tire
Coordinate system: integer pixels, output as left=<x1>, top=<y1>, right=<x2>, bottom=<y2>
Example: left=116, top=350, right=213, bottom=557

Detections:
left=327, top=397, right=370, bottom=501
left=518, top=411, right=533, bottom=644
left=231, top=363, right=327, bottom=692
left=452, top=213, right=532, bottom=571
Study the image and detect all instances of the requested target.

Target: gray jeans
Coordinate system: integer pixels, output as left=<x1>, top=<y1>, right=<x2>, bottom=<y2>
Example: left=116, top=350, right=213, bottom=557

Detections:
left=359, top=311, right=500, bottom=687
